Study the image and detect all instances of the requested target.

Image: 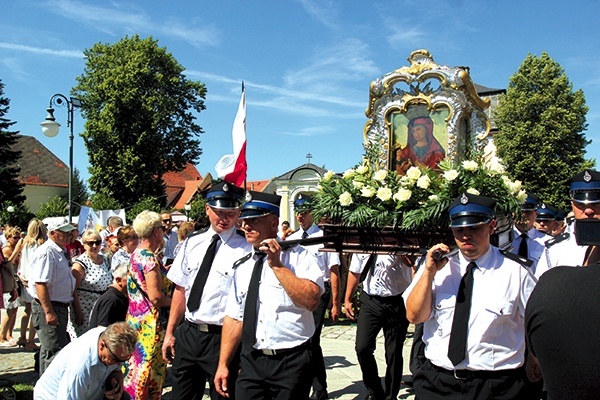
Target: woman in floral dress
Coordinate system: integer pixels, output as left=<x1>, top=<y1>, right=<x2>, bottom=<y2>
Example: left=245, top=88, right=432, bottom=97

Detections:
left=123, top=210, right=173, bottom=399
left=68, top=229, right=112, bottom=338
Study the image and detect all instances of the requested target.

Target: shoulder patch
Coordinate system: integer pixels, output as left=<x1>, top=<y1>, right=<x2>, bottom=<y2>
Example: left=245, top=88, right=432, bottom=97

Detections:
left=236, top=229, right=246, bottom=237
left=233, top=253, right=252, bottom=270
left=187, top=226, right=209, bottom=238
left=500, top=249, right=533, bottom=268
left=545, top=232, right=569, bottom=248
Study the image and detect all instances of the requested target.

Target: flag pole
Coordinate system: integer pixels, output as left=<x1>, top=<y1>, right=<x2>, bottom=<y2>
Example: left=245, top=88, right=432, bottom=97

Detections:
left=242, top=81, right=247, bottom=193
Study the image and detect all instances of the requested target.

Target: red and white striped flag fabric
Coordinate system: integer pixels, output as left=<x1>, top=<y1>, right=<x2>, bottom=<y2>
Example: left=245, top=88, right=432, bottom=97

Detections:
left=215, top=83, right=247, bottom=187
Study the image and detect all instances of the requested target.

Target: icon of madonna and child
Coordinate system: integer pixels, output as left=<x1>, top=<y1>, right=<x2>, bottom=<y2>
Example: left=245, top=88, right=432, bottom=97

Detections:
left=391, top=107, right=448, bottom=175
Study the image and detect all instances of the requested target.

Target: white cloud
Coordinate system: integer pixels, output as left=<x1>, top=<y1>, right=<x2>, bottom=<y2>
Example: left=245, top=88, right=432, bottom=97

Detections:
left=296, top=0, right=340, bottom=31
left=0, top=42, right=82, bottom=58
left=279, top=125, right=337, bottom=137
left=46, top=0, right=220, bottom=47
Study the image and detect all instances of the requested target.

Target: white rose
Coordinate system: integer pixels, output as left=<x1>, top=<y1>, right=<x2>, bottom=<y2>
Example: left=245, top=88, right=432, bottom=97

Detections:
left=356, top=165, right=369, bottom=175
left=510, top=179, right=522, bottom=194
left=361, top=186, right=376, bottom=198
left=444, top=169, right=459, bottom=181
left=376, top=187, right=393, bottom=201
left=373, top=169, right=388, bottom=182
left=416, top=175, right=431, bottom=189
left=406, top=166, right=421, bottom=180
left=486, top=157, right=505, bottom=174
left=428, top=194, right=440, bottom=202
left=339, top=191, right=353, bottom=206
left=466, top=188, right=480, bottom=195
left=352, top=180, right=364, bottom=189
left=343, top=169, right=355, bottom=179
left=483, top=141, right=497, bottom=159
left=516, top=190, right=527, bottom=203
left=400, top=176, right=413, bottom=187
left=393, top=188, right=412, bottom=202
left=462, top=160, right=478, bottom=171
left=322, top=170, right=335, bottom=182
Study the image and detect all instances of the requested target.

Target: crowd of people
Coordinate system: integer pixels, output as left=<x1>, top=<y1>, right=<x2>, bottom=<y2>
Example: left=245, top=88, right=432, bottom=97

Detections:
left=0, top=168, right=598, bottom=400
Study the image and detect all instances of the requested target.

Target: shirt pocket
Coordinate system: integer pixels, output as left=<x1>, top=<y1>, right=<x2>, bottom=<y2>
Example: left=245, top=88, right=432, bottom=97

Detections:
left=485, top=301, right=515, bottom=319
left=434, top=292, right=456, bottom=327
left=262, top=280, right=294, bottom=309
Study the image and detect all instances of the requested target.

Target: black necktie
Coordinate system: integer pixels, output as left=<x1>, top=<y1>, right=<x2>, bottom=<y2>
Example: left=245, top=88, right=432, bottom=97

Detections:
left=518, top=233, right=528, bottom=258
left=187, top=234, right=220, bottom=312
left=359, top=254, right=377, bottom=283
left=448, top=262, right=476, bottom=366
left=242, top=253, right=266, bottom=348
left=302, top=231, right=309, bottom=239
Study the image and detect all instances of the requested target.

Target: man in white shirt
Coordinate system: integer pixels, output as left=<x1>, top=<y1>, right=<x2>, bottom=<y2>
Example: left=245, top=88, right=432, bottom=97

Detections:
left=30, top=218, right=78, bottom=375
left=214, top=191, right=323, bottom=400
left=510, top=193, right=547, bottom=277
left=161, top=210, right=179, bottom=267
left=34, top=321, right=137, bottom=400
left=286, top=194, right=341, bottom=400
left=162, top=181, right=250, bottom=400
left=344, top=253, right=413, bottom=400
left=404, top=193, right=536, bottom=399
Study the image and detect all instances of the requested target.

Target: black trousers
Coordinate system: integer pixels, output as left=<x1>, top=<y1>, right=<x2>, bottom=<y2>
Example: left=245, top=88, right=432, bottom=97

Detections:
left=310, top=281, right=331, bottom=393
left=32, top=301, right=70, bottom=376
left=171, top=321, right=239, bottom=400
left=414, top=359, right=527, bottom=400
left=355, top=290, right=409, bottom=400
left=236, top=343, right=313, bottom=400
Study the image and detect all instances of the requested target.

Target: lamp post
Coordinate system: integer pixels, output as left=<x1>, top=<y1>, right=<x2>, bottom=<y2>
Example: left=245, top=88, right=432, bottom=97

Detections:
left=184, top=203, right=192, bottom=221
left=40, top=94, right=82, bottom=223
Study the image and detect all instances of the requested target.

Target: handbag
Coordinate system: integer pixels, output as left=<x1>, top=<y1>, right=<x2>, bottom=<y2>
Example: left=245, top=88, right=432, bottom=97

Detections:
left=1, top=262, right=16, bottom=293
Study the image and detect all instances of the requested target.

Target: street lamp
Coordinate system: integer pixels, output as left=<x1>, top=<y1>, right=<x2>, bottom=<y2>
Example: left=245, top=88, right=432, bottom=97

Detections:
left=184, top=204, right=192, bottom=221
left=40, top=94, right=82, bottom=223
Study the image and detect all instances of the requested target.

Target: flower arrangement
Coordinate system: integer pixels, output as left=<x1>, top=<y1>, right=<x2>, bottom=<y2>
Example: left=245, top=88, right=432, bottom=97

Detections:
left=312, top=142, right=526, bottom=233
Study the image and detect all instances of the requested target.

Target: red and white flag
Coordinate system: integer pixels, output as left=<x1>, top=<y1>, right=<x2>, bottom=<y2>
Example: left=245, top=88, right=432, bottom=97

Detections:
left=215, top=83, right=247, bottom=187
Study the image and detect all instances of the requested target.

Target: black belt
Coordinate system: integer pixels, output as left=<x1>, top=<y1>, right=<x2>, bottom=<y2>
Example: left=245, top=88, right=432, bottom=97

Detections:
left=35, top=299, right=71, bottom=308
left=186, top=320, right=222, bottom=333
left=254, top=340, right=310, bottom=357
left=430, top=361, right=524, bottom=380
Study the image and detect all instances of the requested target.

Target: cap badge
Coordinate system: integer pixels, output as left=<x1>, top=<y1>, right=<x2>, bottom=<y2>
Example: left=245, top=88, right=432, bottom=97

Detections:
left=223, top=183, right=229, bottom=192
left=541, top=203, right=547, bottom=209
left=245, top=191, right=252, bottom=202
left=584, top=170, right=592, bottom=183
left=460, top=193, right=469, bottom=205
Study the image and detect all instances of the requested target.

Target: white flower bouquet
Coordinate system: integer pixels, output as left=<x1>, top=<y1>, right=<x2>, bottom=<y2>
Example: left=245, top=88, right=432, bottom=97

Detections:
left=313, top=143, right=525, bottom=233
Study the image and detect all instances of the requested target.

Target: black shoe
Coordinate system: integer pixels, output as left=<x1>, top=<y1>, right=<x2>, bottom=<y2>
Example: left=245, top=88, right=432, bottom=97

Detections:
left=310, top=389, right=328, bottom=400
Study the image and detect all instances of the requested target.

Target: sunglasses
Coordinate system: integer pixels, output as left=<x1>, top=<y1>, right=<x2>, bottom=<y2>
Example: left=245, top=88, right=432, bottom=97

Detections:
left=105, top=341, right=129, bottom=363
left=85, top=240, right=102, bottom=246
left=11, top=236, right=20, bottom=239
left=162, top=219, right=172, bottom=223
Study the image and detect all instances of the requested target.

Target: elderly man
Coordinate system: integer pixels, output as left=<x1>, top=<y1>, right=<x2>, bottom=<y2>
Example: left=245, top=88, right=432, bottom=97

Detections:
left=286, top=194, right=341, bottom=400
left=214, top=191, right=323, bottom=400
left=525, top=169, right=600, bottom=400
left=29, top=218, right=78, bottom=375
left=404, top=193, right=536, bottom=399
left=162, top=181, right=250, bottom=400
left=34, top=321, right=137, bottom=400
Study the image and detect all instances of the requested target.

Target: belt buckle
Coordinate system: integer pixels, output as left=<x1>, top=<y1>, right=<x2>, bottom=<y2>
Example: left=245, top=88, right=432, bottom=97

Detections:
left=453, top=369, right=468, bottom=380
left=198, top=324, right=209, bottom=333
left=261, top=349, right=276, bottom=356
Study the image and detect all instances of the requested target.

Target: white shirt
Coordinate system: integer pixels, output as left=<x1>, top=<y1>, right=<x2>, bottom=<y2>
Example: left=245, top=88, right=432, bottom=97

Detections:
left=28, top=239, right=76, bottom=303
left=403, top=246, right=536, bottom=371
left=226, top=245, right=324, bottom=350
left=286, top=223, right=340, bottom=281
left=510, top=227, right=546, bottom=277
left=34, top=327, right=118, bottom=400
left=536, top=228, right=589, bottom=278
left=350, top=253, right=412, bottom=297
left=168, top=227, right=251, bottom=325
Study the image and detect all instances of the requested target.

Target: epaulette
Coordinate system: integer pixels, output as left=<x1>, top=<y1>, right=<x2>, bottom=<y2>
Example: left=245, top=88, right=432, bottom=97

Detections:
left=187, top=226, right=209, bottom=238
left=499, top=249, right=533, bottom=268
left=232, top=253, right=252, bottom=270
left=235, top=229, right=246, bottom=237
left=545, top=232, right=569, bottom=249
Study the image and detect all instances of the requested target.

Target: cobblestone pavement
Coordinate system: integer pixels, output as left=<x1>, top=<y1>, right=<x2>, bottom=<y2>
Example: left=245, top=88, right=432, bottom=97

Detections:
left=0, top=312, right=416, bottom=399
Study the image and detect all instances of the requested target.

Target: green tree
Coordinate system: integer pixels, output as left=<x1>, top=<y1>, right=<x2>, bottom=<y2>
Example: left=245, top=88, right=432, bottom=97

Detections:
left=126, top=196, right=163, bottom=223
left=494, top=52, right=594, bottom=210
left=0, top=80, right=25, bottom=215
left=89, top=192, right=121, bottom=211
left=37, top=196, right=68, bottom=220
left=73, top=35, right=207, bottom=206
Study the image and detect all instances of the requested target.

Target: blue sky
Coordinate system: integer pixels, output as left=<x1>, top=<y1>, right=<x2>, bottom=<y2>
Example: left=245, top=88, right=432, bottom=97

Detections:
left=1, top=0, right=599, bottom=187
